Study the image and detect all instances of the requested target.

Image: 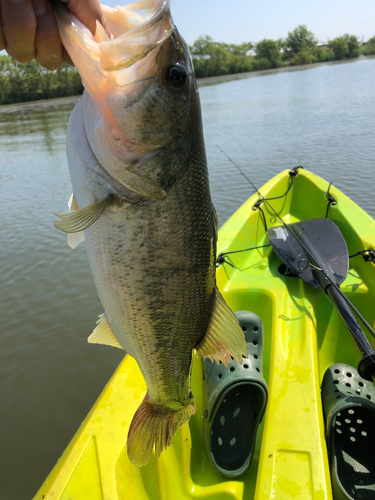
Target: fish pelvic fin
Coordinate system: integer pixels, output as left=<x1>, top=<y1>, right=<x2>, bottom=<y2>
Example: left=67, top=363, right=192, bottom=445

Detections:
left=53, top=195, right=112, bottom=234
left=127, top=392, right=196, bottom=467
left=67, top=194, right=85, bottom=249
left=88, top=313, right=124, bottom=350
left=195, top=287, right=247, bottom=368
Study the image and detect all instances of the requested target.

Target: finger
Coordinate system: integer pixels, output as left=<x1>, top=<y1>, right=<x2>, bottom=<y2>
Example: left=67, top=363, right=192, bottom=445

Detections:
left=0, top=10, right=6, bottom=51
left=60, top=0, right=111, bottom=38
left=34, top=0, right=63, bottom=69
left=0, top=0, right=36, bottom=62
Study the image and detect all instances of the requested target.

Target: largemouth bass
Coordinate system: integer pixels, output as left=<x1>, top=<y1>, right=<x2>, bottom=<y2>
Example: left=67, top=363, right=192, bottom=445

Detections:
left=54, top=0, right=246, bottom=467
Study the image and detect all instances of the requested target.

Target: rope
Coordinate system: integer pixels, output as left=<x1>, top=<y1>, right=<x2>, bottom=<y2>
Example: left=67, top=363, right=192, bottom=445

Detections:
left=325, top=182, right=337, bottom=218
left=349, top=249, right=375, bottom=263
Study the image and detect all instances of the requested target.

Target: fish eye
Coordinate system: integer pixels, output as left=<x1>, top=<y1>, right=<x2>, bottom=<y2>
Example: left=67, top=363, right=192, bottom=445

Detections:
left=165, top=63, right=188, bottom=89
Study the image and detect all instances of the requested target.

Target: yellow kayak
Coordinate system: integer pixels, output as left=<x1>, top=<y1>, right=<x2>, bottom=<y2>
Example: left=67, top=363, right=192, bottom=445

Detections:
left=34, top=168, right=375, bottom=500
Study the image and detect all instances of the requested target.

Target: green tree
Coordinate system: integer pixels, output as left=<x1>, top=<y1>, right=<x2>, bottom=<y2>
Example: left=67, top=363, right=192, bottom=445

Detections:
left=255, top=39, right=282, bottom=67
left=285, top=25, right=318, bottom=54
left=190, top=35, right=216, bottom=58
left=343, top=34, right=360, bottom=58
left=190, top=36, right=254, bottom=78
left=227, top=42, right=254, bottom=56
left=361, top=35, right=375, bottom=55
left=328, top=37, right=349, bottom=60
left=276, top=38, right=287, bottom=51
left=328, top=35, right=360, bottom=60
left=313, top=46, right=335, bottom=62
left=0, top=55, right=83, bottom=105
left=289, top=48, right=317, bottom=66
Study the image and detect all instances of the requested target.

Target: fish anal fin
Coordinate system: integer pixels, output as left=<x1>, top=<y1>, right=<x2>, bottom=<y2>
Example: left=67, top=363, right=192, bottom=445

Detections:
left=127, top=393, right=196, bottom=467
left=54, top=196, right=111, bottom=234
left=195, top=287, right=247, bottom=367
left=88, top=313, right=124, bottom=350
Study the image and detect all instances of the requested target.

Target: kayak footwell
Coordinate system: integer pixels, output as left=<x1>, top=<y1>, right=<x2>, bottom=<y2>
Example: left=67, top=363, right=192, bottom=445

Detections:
left=223, top=281, right=331, bottom=500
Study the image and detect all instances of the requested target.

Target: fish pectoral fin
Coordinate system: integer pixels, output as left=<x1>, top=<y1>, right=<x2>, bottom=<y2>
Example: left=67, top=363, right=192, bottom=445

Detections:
left=53, top=196, right=111, bottom=233
left=195, top=287, right=247, bottom=368
left=127, top=393, right=196, bottom=467
left=67, top=193, right=85, bottom=249
left=88, top=313, right=124, bottom=350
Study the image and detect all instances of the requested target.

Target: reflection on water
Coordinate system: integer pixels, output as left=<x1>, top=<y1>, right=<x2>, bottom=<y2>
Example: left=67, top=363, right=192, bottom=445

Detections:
left=1, top=58, right=375, bottom=500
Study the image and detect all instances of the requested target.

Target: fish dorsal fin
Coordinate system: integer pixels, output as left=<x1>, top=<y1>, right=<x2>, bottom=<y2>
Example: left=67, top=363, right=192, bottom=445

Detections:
left=88, top=313, right=124, bottom=350
left=67, top=194, right=85, bottom=249
left=195, top=287, right=247, bottom=367
left=54, top=196, right=111, bottom=233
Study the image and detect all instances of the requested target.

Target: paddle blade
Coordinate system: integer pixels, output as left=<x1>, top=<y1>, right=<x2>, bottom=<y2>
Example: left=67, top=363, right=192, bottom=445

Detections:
left=268, top=218, right=349, bottom=288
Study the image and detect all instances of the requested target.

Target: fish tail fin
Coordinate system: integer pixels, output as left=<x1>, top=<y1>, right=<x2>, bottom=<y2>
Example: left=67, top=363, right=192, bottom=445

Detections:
left=127, top=393, right=196, bottom=467
left=195, top=287, right=247, bottom=368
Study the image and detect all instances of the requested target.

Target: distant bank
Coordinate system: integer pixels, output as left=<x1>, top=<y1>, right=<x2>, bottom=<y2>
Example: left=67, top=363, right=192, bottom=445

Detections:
left=1, top=55, right=374, bottom=111
left=197, top=55, right=375, bottom=87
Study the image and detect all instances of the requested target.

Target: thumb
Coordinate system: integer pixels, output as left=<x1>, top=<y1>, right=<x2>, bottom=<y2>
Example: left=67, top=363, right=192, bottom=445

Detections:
left=58, top=0, right=111, bottom=38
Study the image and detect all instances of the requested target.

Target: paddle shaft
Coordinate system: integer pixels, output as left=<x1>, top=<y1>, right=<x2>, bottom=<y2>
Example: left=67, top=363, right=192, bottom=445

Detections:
left=312, top=269, right=375, bottom=381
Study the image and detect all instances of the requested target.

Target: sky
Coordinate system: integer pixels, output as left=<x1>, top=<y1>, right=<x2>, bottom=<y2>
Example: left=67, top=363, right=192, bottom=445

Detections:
left=103, top=0, right=375, bottom=45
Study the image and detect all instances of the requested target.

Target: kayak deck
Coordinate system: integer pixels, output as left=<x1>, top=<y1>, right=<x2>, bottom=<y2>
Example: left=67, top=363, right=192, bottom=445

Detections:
left=34, top=168, right=375, bottom=500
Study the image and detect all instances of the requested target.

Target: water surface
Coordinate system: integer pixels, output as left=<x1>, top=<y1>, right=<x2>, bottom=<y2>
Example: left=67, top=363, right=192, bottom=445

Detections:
left=1, top=57, right=374, bottom=500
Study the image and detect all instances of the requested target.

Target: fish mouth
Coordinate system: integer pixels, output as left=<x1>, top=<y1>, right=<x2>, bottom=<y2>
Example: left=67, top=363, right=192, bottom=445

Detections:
left=100, top=0, right=173, bottom=71
left=56, top=1, right=191, bottom=199
left=55, top=0, right=173, bottom=72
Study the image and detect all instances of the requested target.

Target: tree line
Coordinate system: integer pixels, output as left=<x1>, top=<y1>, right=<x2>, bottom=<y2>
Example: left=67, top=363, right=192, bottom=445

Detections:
left=1, top=25, right=375, bottom=105
left=0, top=57, right=83, bottom=105
left=191, top=26, right=375, bottom=78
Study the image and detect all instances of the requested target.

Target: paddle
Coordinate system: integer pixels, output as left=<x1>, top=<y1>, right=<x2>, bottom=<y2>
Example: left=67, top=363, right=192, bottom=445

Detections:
left=268, top=218, right=375, bottom=381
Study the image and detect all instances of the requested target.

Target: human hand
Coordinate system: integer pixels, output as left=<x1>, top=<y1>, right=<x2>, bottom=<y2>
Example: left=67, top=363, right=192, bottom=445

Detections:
left=0, top=0, right=110, bottom=69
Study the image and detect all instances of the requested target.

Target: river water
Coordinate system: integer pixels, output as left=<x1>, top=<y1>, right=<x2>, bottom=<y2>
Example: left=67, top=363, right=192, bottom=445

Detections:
left=1, top=57, right=375, bottom=500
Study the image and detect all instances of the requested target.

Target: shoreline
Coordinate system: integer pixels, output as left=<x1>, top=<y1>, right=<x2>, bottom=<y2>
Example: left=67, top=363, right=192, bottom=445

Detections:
left=197, top=54, right=375, bottom=87
left=1, top=55, right=374, bottom=113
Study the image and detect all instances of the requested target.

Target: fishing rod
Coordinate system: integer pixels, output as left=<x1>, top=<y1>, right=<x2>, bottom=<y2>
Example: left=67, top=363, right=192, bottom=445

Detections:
left=217, top=147, right=375, bottom=381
